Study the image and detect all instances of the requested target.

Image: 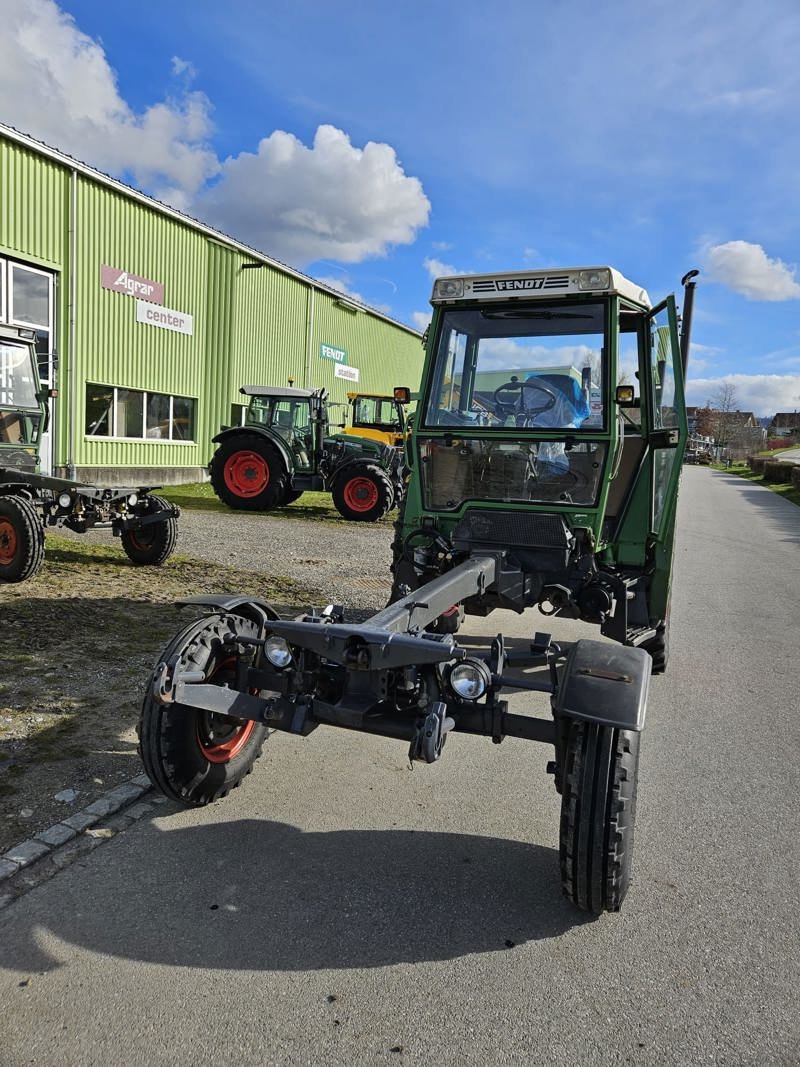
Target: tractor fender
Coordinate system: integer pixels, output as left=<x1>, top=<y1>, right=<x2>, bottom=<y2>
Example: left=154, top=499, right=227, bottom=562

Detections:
left=210, top=425, right=294, bottom=475
left=177, top=594, right=280, bottom=636
left=553, top=639, right=651, bottom=732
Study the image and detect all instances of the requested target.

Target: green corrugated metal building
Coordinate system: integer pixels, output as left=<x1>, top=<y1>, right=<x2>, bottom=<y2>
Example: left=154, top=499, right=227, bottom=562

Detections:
left=0, top=123, right=423, bottom=483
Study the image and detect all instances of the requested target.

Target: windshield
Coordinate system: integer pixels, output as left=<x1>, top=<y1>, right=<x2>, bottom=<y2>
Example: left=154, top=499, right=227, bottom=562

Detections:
left=353, top=396, right=401, bottom=429
left=0, top=341, right=39, bottom=410
left=423, top=302, right=606, bottom=432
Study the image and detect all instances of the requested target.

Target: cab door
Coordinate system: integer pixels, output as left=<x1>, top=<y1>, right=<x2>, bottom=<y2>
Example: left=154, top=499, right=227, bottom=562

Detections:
left=646, top=296, right=686, bottom=538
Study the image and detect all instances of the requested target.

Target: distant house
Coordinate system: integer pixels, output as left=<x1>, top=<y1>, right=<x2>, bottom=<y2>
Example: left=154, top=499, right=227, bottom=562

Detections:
left=769, top=412, right=800, bottom=437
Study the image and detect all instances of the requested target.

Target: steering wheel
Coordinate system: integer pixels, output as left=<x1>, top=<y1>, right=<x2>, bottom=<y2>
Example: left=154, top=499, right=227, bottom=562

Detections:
left=493, top=379, right=558, bottom=427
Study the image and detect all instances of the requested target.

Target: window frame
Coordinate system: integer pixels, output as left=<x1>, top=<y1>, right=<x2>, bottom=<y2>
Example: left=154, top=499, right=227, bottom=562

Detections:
left=84, top=382, right=197, bottom=443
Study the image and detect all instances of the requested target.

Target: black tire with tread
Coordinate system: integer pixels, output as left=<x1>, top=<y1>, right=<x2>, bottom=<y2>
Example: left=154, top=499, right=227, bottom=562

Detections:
left=138, top=613, right=271, bottom=806
left=332, top=462, right=394, bottom=522
left=641, top=611, right=669, bottom=674
left=559, top=719, right=640, bottom=914
left=0, top=495, right=45, bottom=583
left=120, top=494, right=178, bottom=565
left=209, top=434, right=288, bottom=511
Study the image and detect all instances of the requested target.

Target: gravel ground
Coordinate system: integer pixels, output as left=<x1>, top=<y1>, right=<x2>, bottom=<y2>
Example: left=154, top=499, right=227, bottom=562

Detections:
left=73, top=507, right=397, bottom=617
left=173, top=508, right=397, bottom=614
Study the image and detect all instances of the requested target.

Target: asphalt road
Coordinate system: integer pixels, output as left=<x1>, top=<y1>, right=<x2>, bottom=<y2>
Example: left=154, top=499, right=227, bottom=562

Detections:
left=1, top=468, right=798, bottom=1066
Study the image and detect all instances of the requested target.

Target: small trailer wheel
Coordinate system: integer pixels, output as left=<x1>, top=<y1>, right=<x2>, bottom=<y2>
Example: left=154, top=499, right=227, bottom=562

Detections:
left=138, top=613, right=272, bottom=806
left=121, top=495, right=178, bottom=566
left=0, top=495, right=45, bottom=583
left=559, top=718, right=640, bottom=914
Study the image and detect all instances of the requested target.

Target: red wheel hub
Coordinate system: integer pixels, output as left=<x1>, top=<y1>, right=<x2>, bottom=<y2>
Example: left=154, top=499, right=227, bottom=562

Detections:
left=343, top=476, right=379, bottom=512
left=224, top=451, right=270, bottom=497
left=0, top=518, right=18, bottom=565
left=197, top=716, right=257, bottom=763
left=195, top=656, right=257, bottom=763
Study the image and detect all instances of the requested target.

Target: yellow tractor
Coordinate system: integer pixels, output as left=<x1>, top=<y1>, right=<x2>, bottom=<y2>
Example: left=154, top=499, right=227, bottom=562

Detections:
left=343, top=389, right=409, bottom=448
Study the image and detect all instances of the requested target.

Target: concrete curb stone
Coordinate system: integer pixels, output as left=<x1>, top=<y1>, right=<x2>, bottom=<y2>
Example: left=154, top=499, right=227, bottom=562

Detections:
left=0, top=773, right=156, bottom=907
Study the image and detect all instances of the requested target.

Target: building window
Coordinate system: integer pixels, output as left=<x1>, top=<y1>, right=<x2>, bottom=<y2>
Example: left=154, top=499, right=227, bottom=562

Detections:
left=116, top=388, right=144, bottom=439
left=146, top=393, right=171, bottom=439
left=86, top=383, right=195, bottom=442
left=3, top=260, right=55, bottom=384
left=86, top=384, right=113, bottom=437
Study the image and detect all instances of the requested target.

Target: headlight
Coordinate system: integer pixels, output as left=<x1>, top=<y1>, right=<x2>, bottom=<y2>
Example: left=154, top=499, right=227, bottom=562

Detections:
left=448, top=658, right=492, bottom=701
left=578, top=268, right=611, bottom=291
left=57, top=492, right=72, bottom=509
left=265, top=635, right=293, bottom=669
left=433, top=278, right=465, bottom=299
left=127, top=493, right=138, bottom=507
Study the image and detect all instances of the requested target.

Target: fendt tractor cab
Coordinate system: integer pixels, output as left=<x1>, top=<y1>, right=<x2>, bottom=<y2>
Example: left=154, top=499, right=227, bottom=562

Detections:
left=139, top=266, right=697, bottom=915
left=344, top=391, right=409, bottom=449
left=0, top=324, right=179, bottom=583
left=209, top=385, right=406, bottom=522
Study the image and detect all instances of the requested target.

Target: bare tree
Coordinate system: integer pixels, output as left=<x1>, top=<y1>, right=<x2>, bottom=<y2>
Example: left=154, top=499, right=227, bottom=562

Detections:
left=708, top=380, right=739, bottom=449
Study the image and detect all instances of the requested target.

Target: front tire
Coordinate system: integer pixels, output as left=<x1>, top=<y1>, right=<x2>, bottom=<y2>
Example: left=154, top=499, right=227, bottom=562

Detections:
left=121, top=495, right=178, bottom=565
left=209, top=434, right=288, bottom=511
left=332, top=463, right=394, bottom=522
left=0, top=495, right=45, bottom=583
left=641, top=607, right=670, bottom=674
left=559, top=719, right=640, bottom=914
left=138, top=613, right=273, bottom=806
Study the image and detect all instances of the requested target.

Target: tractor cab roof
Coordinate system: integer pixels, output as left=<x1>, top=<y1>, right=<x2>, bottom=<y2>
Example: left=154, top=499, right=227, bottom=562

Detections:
left=240, top=385, right=318, bottom=400
left=430, top=266, right=651, bottom=308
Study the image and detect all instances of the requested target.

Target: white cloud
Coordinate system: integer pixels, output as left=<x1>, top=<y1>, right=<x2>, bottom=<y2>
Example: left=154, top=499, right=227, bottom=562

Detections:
left=423, top=257, right=457, bottom=279
left=706, top=241, right=800, bottom=301
left=685, top=374, right=800, bottom=417
left=411, top=310, right=432, bottom=332
left=0, top=1, right=430, bottom=265
left=0, top=0, right=219, bottom=207
left=199, top=125, right=429, bottom=266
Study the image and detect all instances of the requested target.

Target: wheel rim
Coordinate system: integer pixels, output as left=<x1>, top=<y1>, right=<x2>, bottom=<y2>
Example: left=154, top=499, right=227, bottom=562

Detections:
left=223, top=450, right=270, bottom=497
left=128, top=527, right=155, bottom=550
left=195, top=655, right=256, bottom=763
left=0, top=517, right=18, bottom=565
left=343, top=476, right=379, bottom=512
left=197, top=713, right=256, bottom=763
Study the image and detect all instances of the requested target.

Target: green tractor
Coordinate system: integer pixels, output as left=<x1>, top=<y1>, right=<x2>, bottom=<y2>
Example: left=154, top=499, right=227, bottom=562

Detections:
left=209, top=385, right=405, bottom=522
left=0, top=324, right=179, bottom=583
left=139, top=266, right=697, bottom=914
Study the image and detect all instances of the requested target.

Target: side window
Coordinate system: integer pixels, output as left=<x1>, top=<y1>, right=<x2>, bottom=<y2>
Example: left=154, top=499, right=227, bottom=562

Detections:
left=649, top=306, right=677, bottom=429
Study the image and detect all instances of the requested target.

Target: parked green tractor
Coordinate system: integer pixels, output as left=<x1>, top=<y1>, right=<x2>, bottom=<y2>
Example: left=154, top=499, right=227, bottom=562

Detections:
left=139, top=266, right=697, bottom=914
left=209, top=385, right=405, bottom=522
left=0, top=324, right=179, bottom=583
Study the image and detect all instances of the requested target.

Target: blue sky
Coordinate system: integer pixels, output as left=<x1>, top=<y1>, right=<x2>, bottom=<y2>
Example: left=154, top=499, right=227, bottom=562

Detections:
left=3, top=0, right=800, bottom=415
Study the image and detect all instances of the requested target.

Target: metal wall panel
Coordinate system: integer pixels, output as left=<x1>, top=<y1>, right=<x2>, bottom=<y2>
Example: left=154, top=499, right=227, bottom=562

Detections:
left=0, top=141, right=66, bottom=266
left=73, top=178, right=209, bottom=469
left=231, top=264, right=310, bottom=396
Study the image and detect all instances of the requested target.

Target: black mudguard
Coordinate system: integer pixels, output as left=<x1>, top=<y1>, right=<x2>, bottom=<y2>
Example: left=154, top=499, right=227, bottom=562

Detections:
left=177, top=594, right=280, bottom=634
left=554, top=639, right=650, bottom=732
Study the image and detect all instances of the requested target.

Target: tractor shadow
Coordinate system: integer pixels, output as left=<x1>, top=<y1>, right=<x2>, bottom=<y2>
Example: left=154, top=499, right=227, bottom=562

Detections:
left=2, top=817, right=591, bottom=972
